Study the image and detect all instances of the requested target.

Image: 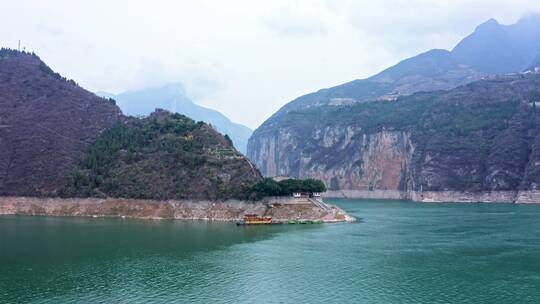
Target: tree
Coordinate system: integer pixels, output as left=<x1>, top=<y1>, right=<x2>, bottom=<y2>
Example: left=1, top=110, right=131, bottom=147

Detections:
left=250, top=178, right=283, bottom=198
left=247, top=178, right=327, bottom=199
left=224, top=134, right=233, bottom=146
left=302, top=179, right=326, bottom=193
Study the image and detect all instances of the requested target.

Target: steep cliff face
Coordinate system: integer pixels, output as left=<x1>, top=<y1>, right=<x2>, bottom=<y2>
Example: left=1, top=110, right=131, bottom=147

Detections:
left=0, top=49, right=122, bottom=196
left=248, top=17, right=540, bottom=202
left=311, top=130, right=414, bottom=192
left=249, top=74, right=540, bottom=200
left=250, top=127, right=414, bottom=193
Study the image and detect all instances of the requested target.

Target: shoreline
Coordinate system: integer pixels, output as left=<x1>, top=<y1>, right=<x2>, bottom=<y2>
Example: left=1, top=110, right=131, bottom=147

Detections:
left=325, top=190, right=540, bottom=204
left=0, top=196, right=355, bottom=223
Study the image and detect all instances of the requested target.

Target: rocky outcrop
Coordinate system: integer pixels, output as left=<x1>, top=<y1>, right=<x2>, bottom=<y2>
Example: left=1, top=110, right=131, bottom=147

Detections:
left=0, top=196, right=266, bottom=220
left=0, top=196, right=354, bottom=222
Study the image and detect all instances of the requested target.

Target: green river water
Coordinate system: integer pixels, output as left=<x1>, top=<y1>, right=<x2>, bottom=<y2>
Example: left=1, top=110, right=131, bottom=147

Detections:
left=1, top=199, right=540, bottom=303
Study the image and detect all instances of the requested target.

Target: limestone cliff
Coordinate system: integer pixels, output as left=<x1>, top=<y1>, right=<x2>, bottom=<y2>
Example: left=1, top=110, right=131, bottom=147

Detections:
left=249, top=74, right=540, bottom=202
left=250, top=127, right=414, bottom=192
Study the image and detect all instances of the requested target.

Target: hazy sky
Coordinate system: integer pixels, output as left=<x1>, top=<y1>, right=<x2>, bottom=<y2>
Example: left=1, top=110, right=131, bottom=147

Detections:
left=2, top=1, right=540, bottom=128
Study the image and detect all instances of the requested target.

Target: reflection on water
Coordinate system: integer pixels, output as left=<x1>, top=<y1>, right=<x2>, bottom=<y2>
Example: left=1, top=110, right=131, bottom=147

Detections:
left=2, top=200, right=540, bottom=303
left=1, top=216, right=299, bottom=263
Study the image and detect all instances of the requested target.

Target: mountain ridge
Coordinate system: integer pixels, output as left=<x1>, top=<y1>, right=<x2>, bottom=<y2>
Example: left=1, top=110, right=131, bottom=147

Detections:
left=62, top=109, right=261, bottom=200
left=99, top=84, right=252, bottom=154
left=248, top=16, right=540, bottom=202
left=256, top=15, right=540, bottom=125
left=0, top=48, right=122, bottom=196
left=0, top=49, right=261, bottom=199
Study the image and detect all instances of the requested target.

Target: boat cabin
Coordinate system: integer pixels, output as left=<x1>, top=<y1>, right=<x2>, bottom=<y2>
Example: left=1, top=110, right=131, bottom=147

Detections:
left=240, top=214, right=272, bottom=225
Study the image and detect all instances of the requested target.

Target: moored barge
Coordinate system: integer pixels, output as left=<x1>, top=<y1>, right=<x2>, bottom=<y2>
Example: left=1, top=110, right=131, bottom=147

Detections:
left=236, top=214, right=273, bottom=225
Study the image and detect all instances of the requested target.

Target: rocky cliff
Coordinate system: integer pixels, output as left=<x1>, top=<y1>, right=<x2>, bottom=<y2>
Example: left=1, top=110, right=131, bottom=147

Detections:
left=249, top=73, right=540, bottom=202
left=248, top=17, right=540, bottom=202
left=0, top=49, right=122, bottom=196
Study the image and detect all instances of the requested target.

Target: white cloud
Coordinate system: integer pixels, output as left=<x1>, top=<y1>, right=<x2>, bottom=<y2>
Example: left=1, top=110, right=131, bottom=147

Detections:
left=264, top=5, right=328, bottom=37
left=1, top=0, right=540, bottom=128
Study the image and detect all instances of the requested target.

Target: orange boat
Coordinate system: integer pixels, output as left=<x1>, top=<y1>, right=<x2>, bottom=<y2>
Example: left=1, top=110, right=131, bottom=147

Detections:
left=237, top=214, right=273, bottom=225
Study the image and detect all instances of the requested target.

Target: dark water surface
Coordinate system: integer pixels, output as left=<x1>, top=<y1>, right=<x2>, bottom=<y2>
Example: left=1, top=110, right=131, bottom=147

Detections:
left=2, top=199, right=540, bottom=303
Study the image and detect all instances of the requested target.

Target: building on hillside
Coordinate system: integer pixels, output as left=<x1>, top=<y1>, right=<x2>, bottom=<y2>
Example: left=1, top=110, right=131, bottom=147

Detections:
left=292, top=191, right=324, bottom=198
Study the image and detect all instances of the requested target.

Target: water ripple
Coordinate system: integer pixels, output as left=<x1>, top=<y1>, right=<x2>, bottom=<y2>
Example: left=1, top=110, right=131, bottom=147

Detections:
left=2, top=200, right=540, bottom=303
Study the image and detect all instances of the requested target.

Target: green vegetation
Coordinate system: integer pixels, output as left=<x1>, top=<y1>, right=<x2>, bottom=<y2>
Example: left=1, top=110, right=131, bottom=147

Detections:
left=247, top=178, right=326, bottom=200
left=61, top=111, right=259, bottom=200
left=224, top=134, right=233, bottom=146
left=332, top=95, right=435, bottom=131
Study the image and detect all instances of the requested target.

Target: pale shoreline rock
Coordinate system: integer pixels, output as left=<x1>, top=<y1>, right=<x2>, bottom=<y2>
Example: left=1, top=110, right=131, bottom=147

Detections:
left=325, top=189, right=540, bottom=204
left=0, top=196, right=354, bottom=222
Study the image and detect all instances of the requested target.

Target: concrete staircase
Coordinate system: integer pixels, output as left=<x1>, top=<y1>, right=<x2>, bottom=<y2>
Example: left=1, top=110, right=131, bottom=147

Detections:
left=308, top=197, right=332, bottom=211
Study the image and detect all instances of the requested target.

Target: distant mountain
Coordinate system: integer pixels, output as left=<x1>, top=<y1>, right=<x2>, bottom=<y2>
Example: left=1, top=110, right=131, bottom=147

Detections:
left=99, top=84, right=252, bottom=154
left=248, top=16, right=540, bottom=202
left=452, top=16, right=540, bottom=74
left=0, top=49, right=122, bottom=196
left=258, top=15, right=540, bottom=122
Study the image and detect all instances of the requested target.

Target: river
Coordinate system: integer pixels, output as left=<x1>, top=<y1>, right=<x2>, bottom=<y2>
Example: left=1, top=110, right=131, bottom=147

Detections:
left=1, top=199, right=540, bottom=303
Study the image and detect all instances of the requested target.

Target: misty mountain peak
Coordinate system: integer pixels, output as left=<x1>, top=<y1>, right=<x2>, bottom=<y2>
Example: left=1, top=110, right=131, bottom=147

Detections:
left=517, top=13, right=540, bottom=25
left=159, top=83, right=187, bottom=99
left=452, top=16, right=540, bottom=74
left=100, top=84, right=253, bottom=153
left=475, top=18, right=500, bottom=31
